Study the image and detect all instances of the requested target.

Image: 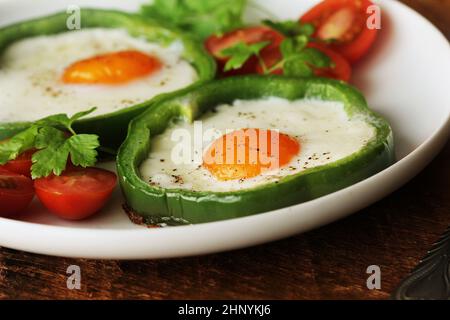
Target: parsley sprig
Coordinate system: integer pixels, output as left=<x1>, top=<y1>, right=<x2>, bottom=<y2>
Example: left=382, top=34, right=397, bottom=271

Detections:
left=222, top=41, right=271, bottom=72
left=220, top=20, right=334, bottom=77
left=141, top=0, right=247, bottom=40
left=0, top=108, right=100, bottom=179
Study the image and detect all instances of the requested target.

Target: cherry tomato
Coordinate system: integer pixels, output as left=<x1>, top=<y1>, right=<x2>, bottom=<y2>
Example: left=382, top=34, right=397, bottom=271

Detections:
left=300, top=0, right=378, bottom=63
left=0, top=148, right=36, bottom=178
left=307, top=42, right=352, bottom=81
left=255, top=48, right=283, bottom=75
left=34, top=167, right=117, bottom=220
left=256, top=43, right=351, bottom=82
left=0, top=168, right=35, bottom=217
left=205, top=26, right=284, bottom=76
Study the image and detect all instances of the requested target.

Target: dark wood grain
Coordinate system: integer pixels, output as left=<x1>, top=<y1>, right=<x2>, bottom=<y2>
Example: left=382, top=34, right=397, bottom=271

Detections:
left=400, top=0, right=450, bottom=38
left=0, top=0, right=449, bottom=300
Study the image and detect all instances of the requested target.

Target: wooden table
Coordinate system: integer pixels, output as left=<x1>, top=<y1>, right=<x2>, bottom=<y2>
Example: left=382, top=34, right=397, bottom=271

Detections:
left=1, top=0, right=449, bottom=300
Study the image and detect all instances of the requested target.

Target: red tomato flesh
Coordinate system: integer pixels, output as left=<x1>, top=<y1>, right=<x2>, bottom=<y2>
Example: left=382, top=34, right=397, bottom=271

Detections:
left=0, top=148, right=36, bottom=178
left=308, top=42, right=352, bottom=82
left=0, top=168, right=35, bottom=217
left=300, top=0, right=378, bottom=63
left=34, top=167, right=117, bottom=220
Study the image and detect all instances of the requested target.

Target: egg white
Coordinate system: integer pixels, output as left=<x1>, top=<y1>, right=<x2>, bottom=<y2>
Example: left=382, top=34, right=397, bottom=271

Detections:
left=140, top=97, right=376, bottom=192
left=0, top=28, right=198, bottom=122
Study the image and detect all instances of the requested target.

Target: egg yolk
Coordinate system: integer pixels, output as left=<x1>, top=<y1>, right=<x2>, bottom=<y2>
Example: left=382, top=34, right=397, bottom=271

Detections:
left=62, top=50, right=162, bottom=85
left=203, top=128, right=300, bottom=181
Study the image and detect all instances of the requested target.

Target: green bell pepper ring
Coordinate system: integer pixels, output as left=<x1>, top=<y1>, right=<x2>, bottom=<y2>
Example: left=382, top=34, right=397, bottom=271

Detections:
left=0, top=8, right=216, bottom=149
left=117, top=76, right=395, bottom=225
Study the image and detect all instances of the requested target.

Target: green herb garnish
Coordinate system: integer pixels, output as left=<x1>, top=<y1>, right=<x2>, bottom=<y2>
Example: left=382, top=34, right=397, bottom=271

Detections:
left=220, top=20, right=333, bottom=77
left=140, top=0, right=248, bottom=39
left=0, top=108, right=100, bottom=179
left=222, top=41, right=271, bottom=72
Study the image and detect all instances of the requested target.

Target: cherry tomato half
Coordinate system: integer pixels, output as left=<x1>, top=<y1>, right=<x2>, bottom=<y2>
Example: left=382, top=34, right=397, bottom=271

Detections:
left=308, top=42, right=352, bottom=81
left=205, top=26, right=284, bottom=76
left=0, top=168, right=35, bottom=217
left=34, top=167, right=117, bottom=220
left=0, top=148, right=36, bottom=178
left=300, top=0, right=378, bottom=63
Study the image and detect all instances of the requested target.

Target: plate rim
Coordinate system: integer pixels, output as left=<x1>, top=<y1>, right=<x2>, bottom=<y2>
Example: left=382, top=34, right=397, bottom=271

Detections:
left=0, top=0, right=449, bottom=259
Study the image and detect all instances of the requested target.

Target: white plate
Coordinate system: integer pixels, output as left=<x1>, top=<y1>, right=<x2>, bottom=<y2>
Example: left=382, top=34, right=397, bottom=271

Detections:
left=0, top=0, right=449, bottom=259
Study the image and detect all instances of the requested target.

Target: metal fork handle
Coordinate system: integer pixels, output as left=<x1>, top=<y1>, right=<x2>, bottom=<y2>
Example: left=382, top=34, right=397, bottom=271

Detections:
left=393, top=226, right=450, bottom=300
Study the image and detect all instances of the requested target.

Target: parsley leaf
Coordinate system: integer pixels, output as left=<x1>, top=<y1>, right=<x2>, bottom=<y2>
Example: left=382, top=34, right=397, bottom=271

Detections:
left=221, top=41, right=270, bottom=72
left=140, top=0, right=247, bottom=39
left=278, top=36, right=332, bottom=77
left=0, top=108, right=100, bottom=179
left=30, top=133, right=99, bottom=179
left=280, top=36, right=309, bottom=56
left=282, top=51, right=325, bottom=77
left=70, top=108, right=99, bottom=123
left=36, top=114, right=72, bottom=129
left=0, top=126, right=39, bottom=164
left=299, top=47, right=333, bottom=69
left=31, top=142, right=69, bottom=178
left=37, top=107, right=96, bottom=135
left=34, top=127, right=66, bottom=149
left=66, top=134, right=99, bottom=168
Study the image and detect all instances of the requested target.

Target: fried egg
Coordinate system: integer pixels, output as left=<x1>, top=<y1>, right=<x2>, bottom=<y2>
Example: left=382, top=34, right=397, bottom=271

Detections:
left=140, top=97, right=376, bottom=192
left=0, top=28, right=198, bottom=122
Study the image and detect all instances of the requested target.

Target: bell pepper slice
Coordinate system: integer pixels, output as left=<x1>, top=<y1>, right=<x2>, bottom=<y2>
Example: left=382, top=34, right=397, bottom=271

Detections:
left=117, top=76, right=395, bottom=225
